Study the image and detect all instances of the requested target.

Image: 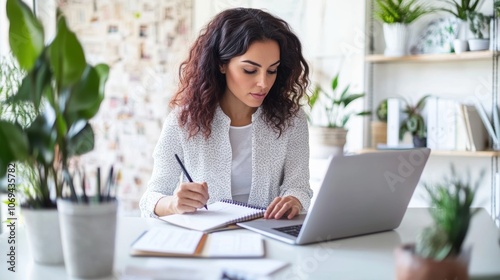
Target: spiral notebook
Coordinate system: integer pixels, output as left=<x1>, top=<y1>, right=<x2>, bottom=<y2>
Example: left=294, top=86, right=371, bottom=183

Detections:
left=159, top=199, right=266, bottom=232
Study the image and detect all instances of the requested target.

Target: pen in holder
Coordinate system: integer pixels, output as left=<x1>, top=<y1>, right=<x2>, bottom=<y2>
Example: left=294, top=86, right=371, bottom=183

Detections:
left=58, top=165, right=119, bottom=278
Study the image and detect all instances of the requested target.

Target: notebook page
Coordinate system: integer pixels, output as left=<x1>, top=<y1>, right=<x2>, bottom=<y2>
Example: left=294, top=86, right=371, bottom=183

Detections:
left=132, top=227, right=203, bottom=254
left=203, top=231, right=264, bottom=257
left=160, top=201, right=265, bottom=232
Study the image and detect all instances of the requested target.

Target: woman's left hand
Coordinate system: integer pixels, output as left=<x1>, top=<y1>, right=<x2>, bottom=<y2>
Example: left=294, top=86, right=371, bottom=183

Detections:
left=264, top=196, right=302, bottom=219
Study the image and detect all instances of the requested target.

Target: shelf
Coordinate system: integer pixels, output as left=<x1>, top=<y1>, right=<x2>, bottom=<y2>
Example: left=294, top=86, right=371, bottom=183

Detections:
left=365, top=51, right=494, bottom=63
left=358, top=148, right=500, bottom=157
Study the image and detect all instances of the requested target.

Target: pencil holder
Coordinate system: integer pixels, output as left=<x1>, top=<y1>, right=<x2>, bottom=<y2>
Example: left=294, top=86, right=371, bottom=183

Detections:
left=57, top=199, right=118, bottom=278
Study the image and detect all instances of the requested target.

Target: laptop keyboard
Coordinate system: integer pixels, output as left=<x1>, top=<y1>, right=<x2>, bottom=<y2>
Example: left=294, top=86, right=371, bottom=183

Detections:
left=273, top=224, right=302, bottom=237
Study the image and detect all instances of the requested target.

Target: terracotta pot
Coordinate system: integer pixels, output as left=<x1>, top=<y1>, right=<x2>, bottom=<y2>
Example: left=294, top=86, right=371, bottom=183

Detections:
left=394, top=244, right=470, bottom=280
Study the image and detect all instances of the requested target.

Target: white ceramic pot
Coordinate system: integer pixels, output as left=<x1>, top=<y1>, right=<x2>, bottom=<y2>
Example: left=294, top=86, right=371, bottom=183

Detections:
left=23, top=207, right=64, bottom=264
left=309, top=126, right=347, bottom=158
left=383, top=23, right=410, bottom=57
left=468, top=39, right=490, bottom=51
left=453, top=39, right=469, bottom=54
left=58, top=199, right=118, bottom=278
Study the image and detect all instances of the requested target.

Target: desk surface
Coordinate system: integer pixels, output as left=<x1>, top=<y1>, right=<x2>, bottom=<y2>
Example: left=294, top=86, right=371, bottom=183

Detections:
left=1, top=208, right=499, bottom=280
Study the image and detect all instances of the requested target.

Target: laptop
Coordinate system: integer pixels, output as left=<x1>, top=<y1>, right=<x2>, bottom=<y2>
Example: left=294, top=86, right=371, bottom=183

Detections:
left=237, top=148, right=430, bottom=245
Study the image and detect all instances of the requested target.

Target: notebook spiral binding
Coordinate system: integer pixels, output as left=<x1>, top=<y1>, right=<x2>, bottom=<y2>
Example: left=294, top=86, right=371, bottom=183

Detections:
left=220, top=199, right=266, bottom=210
left=220, top=199, right=266, bottom=225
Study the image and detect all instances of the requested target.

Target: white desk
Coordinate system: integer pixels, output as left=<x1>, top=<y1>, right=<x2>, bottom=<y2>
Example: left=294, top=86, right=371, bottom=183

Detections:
left=1, top=208, right=499, bottom=280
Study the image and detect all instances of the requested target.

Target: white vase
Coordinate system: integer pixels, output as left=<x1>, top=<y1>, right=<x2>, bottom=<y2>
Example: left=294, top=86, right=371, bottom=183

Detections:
left=58, top=199, right=118, bottom=278
left=383, top=23, right=410, bottom=57
left=23, top=208, right=64, bottom=264
left=457, top=20, right=470, bottom=40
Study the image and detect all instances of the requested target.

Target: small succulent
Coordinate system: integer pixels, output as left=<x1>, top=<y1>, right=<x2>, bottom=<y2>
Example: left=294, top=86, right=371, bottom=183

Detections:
left=376, top=99, right=388, bottom=122
left=399, top=95, right=430, bottom=140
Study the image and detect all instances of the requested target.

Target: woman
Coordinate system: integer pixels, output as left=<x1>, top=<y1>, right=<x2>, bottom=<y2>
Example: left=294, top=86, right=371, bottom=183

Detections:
left=139, top=7, right=312, bottom=220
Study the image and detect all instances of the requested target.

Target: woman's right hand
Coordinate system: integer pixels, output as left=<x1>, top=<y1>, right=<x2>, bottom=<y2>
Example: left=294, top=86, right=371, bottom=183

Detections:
left=155, top=182, right=209, bottom=216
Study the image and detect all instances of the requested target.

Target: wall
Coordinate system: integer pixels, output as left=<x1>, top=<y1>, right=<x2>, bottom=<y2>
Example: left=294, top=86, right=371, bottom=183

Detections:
left=1, top=0, right=367, bottom=215
left=192, top=0, right=368, bottom=153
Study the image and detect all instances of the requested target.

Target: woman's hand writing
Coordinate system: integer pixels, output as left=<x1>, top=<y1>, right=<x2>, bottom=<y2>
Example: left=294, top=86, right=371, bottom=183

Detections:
left=155, top=182, right=209, bottom=216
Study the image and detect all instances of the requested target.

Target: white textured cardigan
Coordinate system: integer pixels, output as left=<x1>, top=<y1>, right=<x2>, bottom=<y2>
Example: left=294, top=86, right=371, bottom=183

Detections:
left=139, top=106, right=313, bottom=218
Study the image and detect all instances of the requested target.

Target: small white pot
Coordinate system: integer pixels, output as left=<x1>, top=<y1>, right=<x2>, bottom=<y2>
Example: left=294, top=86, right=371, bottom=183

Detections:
left=468, top=39, right=490, bottom=51
left=58, top=199, right=118, bottom=278
left=453, top=39, right=469, bottom=54
left=383, top=23, right=410, bottom=57
left=23, top=207, right=64, bottom=264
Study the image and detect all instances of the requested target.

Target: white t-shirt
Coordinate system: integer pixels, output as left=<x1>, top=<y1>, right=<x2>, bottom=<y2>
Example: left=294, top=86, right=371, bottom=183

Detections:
left=229, top=124, right=252, bottom=203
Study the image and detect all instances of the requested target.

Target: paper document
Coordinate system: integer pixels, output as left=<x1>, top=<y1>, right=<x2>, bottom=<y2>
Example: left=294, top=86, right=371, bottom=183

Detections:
left=132, top=227, right=203, bottom=255
left=204, top=231, right=264, bottom=257
left=130, top=226, right=265, bottom=258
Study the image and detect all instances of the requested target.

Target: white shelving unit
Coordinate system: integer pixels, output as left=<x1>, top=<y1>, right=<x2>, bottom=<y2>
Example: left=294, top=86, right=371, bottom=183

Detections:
left=364, top=1, right=500, bottom=226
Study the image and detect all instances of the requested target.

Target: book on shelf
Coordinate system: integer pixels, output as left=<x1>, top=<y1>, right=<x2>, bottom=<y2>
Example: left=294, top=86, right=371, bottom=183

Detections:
left=427, top=96, right=488, bottom=151
left=159, top=199, right=266, bottom=232
left=130, top=226, right=265, bottom=258
left=386, top=98, right=406, bottom=148
left=462, top=104, right=488, bottom=151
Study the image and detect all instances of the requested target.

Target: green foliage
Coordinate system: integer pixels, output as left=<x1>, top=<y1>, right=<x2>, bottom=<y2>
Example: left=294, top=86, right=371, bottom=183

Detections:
left=399, top=95, right=430, bottom=139
left=308, top=73, right=370, bottom=128
left=439, top=0, right=481, bottom=21
left=0, top=54, right=36, bottom=127
left=376, top=99, right=388, bottom=122
left=0, top=0, right=109, bottom=208
left=468, top=11, right=491, bottom=39
left=415, top=165, right=484, bottom=260
left=374, top=0, right=433, bottom=24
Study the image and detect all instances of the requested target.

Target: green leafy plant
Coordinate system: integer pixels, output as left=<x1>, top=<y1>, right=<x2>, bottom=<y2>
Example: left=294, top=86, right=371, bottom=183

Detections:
left=0, top=0, right=109, bottom=208
left=399, top=95, right=430, bottom=140
left=375, top=0, right=433, bottom=24
left=308, top=73, right=370, bottom=128
left=0, top=54, right=36, bottom=127
left=468, top=11, right=491, bottom=39
left=415, top=165, right=484, bottom=260
left=376, top=98, right=388, bottom=122
left=439, top=0, right=481, bottom=21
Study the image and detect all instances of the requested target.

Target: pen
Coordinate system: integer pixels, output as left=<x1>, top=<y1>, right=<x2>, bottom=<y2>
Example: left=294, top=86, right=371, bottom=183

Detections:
left=174, top=154, right=208, bottom=210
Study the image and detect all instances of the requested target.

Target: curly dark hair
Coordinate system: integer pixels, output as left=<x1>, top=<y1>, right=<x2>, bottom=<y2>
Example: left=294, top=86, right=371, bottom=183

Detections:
left=170, top=7, right=309, bottom=138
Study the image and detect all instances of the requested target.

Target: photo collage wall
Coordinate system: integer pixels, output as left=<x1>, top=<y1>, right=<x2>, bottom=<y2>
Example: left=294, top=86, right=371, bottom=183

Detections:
left=58, top=0, right=193, bottom=215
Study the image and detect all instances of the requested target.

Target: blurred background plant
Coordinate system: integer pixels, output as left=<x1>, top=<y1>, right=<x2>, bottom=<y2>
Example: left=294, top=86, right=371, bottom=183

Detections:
left=415, top=165, right=484, bottom=260
left=308, top=73, right=370, bottom=128
left=0, top=54, right=38, bottom=194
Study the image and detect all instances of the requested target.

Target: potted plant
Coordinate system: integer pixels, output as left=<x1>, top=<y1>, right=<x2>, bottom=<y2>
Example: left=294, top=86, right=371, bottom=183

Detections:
left=371, top=98, right=388, bottom=147
left=399, top=95, right=430, bottom=147
left=374, top=0, right=433, bottom=56
left=467, top=11, right=491, bottom=51
left=308, top=72, right=370, bottom=157
left=439, top=0, right=483, bottom=44
left=395, top=165, right=483, bottom=280
left=0, top=0, right=109, bottom=264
